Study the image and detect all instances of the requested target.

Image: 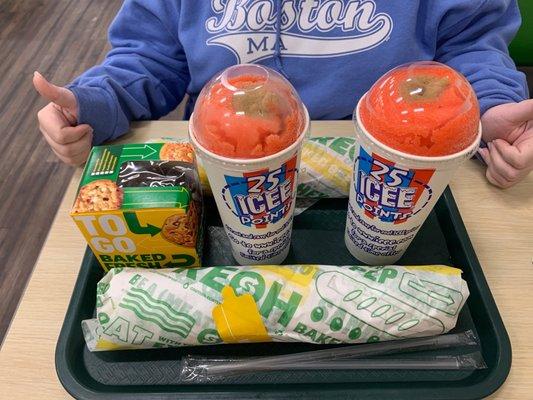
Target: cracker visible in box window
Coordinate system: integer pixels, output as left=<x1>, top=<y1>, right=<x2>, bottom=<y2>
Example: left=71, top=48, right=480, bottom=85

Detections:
left=72, top=179, right=123, bottom=213
left=159, top=142, right=195, bottom=163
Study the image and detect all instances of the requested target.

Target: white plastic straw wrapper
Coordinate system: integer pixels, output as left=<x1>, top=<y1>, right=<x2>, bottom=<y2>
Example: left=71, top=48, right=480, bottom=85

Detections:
left=82, top=264, right=468, bottom=351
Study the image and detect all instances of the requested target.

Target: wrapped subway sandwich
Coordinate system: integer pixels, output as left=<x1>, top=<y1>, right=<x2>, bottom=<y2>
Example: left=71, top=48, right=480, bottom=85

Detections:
left=83, top=264, right=468, bottom=351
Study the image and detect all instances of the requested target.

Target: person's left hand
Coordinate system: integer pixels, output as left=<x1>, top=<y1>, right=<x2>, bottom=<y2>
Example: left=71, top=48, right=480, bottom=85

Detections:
left=479, top=99, right=533, bottom=188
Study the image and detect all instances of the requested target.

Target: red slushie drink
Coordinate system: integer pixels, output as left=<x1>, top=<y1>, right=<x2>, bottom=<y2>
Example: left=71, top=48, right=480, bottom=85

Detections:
left=190, top=64, right=309, bottom=265
left=345, top=61, right=481, bottom=265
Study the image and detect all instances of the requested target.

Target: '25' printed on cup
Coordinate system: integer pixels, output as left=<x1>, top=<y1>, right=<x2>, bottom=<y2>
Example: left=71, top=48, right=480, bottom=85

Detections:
left=355, top=148, right=434, bottom=223
left=222, top=156, right=298, bottom=228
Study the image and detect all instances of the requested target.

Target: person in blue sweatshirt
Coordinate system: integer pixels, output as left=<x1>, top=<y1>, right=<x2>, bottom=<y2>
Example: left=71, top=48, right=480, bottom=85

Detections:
left=34, top=0, right=532, bottom=188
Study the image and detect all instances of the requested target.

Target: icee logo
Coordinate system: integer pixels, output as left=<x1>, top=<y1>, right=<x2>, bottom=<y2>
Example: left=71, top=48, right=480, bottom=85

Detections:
left=355, top=148, right=435, bottom=224
left=205, top=0, right=393, bottom=63
left=222, top=155, right=297, bottom=228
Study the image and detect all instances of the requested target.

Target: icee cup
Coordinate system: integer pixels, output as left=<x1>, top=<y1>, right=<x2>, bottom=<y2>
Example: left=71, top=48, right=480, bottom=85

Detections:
left=189, top=64, right=309, bottom=265
left=345, top=61, right=482, bottom=265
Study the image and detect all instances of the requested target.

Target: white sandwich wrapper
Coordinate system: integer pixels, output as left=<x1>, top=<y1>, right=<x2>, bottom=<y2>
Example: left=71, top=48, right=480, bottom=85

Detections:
left=82, top=264, right=470, bottom=351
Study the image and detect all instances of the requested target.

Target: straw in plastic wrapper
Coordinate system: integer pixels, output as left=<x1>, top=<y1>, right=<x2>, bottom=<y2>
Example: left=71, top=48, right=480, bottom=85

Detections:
left=180, top=352, right=486, bottom=384
left=82, top=264, right=469, bottom=351
left=179, top=330, right=483, bottom=383
left=181, top=329, right=480, bottom=374
left=147, top=137, right=356, bottom=198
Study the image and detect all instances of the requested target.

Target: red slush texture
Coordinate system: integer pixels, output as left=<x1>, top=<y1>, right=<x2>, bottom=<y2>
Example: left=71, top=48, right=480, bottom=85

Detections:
left=359, top=64, right=480, bottom=157
left=193, top=74, right=303, bottom=159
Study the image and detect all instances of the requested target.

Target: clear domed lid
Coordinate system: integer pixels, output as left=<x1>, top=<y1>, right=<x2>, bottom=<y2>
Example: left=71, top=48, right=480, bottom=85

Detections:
left=358, top=61, right=480, bottom=156
left=191, top=64, right=306, bottom=159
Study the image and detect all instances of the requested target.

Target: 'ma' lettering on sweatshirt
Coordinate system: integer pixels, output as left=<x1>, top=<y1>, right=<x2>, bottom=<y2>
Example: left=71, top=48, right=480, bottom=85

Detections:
left=69, top=0, right=529, bottom=144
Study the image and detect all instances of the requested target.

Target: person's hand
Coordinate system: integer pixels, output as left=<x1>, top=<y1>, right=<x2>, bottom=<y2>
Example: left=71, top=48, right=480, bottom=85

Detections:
left=479, top=99, right=533, bottom=188
left=33, top=71, right=93, bottom=165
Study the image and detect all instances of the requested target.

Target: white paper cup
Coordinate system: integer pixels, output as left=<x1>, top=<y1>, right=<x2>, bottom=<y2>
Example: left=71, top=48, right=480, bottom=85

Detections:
left=190, top=110, right=309, bottom=265
left=345, top=99, right=481, bottom=265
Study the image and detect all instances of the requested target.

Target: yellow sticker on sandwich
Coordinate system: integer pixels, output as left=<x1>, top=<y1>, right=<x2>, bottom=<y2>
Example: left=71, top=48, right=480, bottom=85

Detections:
left=213, top=286, right=270, bottom=343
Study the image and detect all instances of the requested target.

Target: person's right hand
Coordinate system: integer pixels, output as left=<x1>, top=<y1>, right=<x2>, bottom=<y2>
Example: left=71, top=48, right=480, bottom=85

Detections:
left=479, top=100, right=533, bottom=188
left=33, top=71, right=93, bottom=165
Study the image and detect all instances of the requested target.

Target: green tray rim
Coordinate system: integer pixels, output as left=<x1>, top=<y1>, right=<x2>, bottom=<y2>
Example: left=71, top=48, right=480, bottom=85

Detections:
left=55, top=188, right=512, bottom=400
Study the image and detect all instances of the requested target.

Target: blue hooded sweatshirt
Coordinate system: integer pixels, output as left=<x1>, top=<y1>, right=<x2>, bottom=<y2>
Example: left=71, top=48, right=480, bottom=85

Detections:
left=69, top=0, right=529, bottom=145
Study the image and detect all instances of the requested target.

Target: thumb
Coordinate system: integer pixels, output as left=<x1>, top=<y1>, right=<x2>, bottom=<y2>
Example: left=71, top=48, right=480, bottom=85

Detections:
left=493, top=139, right=533, bottom=171
left=33, top=71, right=78, bottom=117
left=502, top=99, right=533, bottom=124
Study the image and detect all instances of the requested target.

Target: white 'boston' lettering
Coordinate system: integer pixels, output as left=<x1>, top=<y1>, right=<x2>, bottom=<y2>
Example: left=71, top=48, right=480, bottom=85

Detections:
left=342, top=1, right=382, bottom=31
left=281, top=1, right=297, bottom=29
left=205, top=0, right=393, bottom=63
left=316, top=0, right=344, bottom=32
left=247, top=1, right=274, bottom=30
left=206, top=0, right=392, bottom=35
left=205, top=0, right=248, bottom=31
left=298, top=0, right=320, bottom=32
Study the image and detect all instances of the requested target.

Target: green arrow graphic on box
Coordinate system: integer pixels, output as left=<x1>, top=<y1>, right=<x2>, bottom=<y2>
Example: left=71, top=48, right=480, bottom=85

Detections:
left=122, top=145, right=157, bottom=159
left=121, top=187, right=190, bottom=210
left=163, top=254, right=197, bottom=268
left=124, top=212, right=161, bottom=236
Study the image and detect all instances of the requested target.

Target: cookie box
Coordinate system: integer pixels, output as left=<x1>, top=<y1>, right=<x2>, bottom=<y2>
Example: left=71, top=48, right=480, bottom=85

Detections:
left=70, top=143, right=203, bottom=271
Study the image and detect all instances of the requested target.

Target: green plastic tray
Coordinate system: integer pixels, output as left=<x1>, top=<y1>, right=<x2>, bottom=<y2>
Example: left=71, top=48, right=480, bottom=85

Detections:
left=56, top=188, right=511, bottom=399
